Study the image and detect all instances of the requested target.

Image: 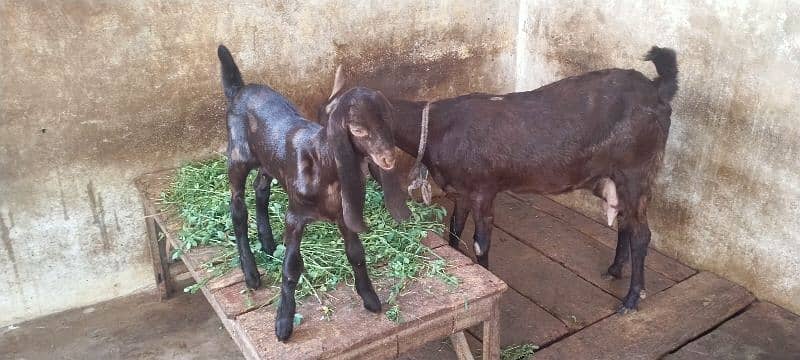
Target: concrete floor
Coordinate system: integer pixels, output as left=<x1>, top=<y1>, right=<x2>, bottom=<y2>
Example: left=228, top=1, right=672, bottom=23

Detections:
left=1, top=287, right=242, bottom=360
left=1, top=287, right=457, bottom=360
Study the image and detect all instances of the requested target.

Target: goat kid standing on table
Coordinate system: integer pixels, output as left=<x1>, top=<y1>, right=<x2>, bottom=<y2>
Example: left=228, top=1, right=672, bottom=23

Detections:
left=217, top=45, right=410, bottom=342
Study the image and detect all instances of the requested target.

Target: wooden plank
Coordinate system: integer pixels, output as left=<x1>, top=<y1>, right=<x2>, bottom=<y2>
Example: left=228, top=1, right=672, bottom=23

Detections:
left=431, top=199, right=618, bottom=330
left=138, top=171, right=507, bottom=359
left=144, top=213, right=172, bottom=299
left=213, top=280, right=280, bottom=319
left=206, top=266, right=266, bottom=291
left=421, top=231, right=448, bottom=249
left=235, top=263, right=505, bottom=359
left=482, top=301, right=501, bottom=360
left=508, top=192, right=696, bottom=282
left=398, top=340, right=461, bottom=360
left=450, top=332, right=476, bottom=360
left=469, top=288, right=569, bottom=347
left=492, top=194, right=675, bottom=300
left=534, top=272, right=755, bottom=360
left=474, top=225, right=618, bottom=329
left=507, top=192, right=615, bottom=239
left=666, top=301, right=800, bottom=359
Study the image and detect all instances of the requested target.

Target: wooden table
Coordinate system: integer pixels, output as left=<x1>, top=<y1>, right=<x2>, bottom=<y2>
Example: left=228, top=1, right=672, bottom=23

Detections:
left=135, top=170, right=507, bottom=359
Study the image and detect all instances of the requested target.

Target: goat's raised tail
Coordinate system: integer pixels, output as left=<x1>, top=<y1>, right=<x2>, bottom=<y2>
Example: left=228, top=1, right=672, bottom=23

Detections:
left=644, top=46, right=678, bottom=103
left=218, top=45, right=244, bottom=101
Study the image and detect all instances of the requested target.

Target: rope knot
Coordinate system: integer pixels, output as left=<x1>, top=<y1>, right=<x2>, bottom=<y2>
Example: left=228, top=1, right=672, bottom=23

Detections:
left=407, top=102, right=432, bottom=205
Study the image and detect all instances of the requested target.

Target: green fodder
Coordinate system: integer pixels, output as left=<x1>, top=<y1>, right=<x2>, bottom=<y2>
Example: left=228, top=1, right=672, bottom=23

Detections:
left=160, top=157, right=455, bottom=320
left=500, top=344, right=539, bottom=360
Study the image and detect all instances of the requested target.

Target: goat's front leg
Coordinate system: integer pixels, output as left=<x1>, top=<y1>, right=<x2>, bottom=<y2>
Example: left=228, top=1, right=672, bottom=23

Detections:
left=275, top=212, right=308, bottom=342
left=230, top=164, right=260, bottom=289
left=338, top=222, right=381, bottom=313
left=448, top=195, right=470, bottom=249
left=253, top=170, right=276, bottom=256
left=470, top=192, right=496, bottom=268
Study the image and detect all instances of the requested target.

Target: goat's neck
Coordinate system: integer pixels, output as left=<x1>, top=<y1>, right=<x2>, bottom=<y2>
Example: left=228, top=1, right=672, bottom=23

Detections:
left=312, top=129, right=338, bottom=176
left=388, top=99, right=439, bottom=157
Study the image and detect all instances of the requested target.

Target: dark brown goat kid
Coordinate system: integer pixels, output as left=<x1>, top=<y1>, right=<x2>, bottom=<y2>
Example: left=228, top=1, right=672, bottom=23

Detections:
left=218, top=45, right=407, bottom=341
left=322, top=46, right=678, bottom=313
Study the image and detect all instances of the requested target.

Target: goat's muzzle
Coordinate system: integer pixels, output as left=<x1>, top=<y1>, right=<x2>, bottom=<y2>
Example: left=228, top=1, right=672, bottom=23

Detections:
left=372, top=151, right=396, bottom=170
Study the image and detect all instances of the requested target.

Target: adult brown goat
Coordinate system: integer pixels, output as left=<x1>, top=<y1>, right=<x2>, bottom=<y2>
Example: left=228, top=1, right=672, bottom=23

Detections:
left=321, top=46, right=678, bottom=313
left=218, top=45, right=408, bottom=341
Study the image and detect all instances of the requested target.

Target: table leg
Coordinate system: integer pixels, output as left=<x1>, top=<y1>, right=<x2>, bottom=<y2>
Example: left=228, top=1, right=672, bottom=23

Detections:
left=482, top=301, right=500, bottom=360
left=450, top=331, right=476, bottom=360
left=145, top=215, right=173, bottom=300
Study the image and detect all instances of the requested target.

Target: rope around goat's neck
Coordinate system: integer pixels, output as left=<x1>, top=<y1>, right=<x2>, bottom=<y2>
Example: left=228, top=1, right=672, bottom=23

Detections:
left=407, top=102, right=432, bottom=205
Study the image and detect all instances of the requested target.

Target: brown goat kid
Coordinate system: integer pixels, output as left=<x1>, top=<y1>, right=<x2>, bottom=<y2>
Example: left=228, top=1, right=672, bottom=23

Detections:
left=322, top=46, right=678, bottom=313
left=218, top=45, right=408, bottom=341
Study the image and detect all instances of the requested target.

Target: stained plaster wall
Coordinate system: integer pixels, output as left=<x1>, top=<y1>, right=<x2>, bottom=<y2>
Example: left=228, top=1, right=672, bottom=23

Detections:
left=3, top=0, right=798, bottom=326
left=0, top=0, right=518, bottom=326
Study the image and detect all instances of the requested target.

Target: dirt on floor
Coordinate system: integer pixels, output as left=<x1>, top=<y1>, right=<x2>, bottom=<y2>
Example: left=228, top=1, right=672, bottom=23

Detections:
left=1, top=286, right=242, bottom=360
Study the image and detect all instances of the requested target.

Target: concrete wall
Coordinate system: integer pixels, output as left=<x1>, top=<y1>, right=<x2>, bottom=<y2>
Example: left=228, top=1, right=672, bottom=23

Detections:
left=516, top=0, right=800, bottom=313
left=0, top=0, right=518, bottom=326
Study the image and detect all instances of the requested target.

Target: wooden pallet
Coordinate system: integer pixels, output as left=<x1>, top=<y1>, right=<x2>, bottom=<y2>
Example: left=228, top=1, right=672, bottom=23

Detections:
left=404, top=194, right=799, bottom=360
left=135, top=170, right=507, bottom=360
left=136, top=169, right=799, bottom=359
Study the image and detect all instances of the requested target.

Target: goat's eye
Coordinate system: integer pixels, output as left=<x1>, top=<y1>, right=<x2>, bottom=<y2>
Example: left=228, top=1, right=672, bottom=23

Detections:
left=349, top=126, right=368, bottom=137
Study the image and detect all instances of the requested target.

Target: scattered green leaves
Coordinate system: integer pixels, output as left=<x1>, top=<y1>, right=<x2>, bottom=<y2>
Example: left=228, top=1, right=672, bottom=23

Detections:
left=501, top=343, right=539, bottom=360
left=160, top=157, right=454, bottom=322
left=385, top=304, right=402, bottom=323
left=293, top=313, right=304, bottom=327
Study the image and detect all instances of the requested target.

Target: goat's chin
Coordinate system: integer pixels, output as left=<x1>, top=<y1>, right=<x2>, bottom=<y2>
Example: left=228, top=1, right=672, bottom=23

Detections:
left=377, top=163, right=395, bottom=171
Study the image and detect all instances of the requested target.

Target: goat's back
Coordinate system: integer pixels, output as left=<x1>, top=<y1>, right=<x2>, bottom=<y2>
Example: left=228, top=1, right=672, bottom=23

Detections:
left=227, top=84, right=321, bottom=171
left=428, top=68, right=671, bottom=193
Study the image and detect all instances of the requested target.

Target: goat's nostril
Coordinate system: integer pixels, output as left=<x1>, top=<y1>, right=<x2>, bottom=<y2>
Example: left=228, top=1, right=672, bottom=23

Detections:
left=380, top=155, right=395, bottom=170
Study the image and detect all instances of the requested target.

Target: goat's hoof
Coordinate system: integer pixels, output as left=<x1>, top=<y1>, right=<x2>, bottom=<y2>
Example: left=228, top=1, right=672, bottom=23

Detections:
left=617, top=292, right=641, bottom=315
left=389, top=206, right=412, bottom=223
left=275, top=317, right=294, bottom=342
left=603, top=265, right=623, bottom=280
left=361, top=292, right=382, bottom=313
left=261, top=244, right=277, bottom=257
left=616, top=305, right=637, bottom=315
left=601, top=272, right=617, bottom=281
left=244, top=271, right=261, bottom=289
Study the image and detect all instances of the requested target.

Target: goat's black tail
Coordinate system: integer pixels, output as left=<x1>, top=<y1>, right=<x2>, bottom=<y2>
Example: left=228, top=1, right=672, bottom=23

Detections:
left=218, top=45, right=244, bottom=101
left=644, top=46, right=678, bottom=103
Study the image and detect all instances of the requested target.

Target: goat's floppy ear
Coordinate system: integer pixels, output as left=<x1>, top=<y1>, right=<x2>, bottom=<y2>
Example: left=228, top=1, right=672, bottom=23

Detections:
left=372, top=163, right=412, bottom=222
left=327, top=99, right=368, bottom=233
left=369, top=91, right=412, bottom=222
left=329, top=65, right=346, bottom=100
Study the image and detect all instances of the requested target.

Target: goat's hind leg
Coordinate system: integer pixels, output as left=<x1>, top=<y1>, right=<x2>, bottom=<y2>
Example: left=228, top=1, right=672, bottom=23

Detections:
left=275, top=212, right=308, bottom=342
left=338, top=222, right=381, bottom=312
left=470, top=192, right=496, bottom=268
left=617, top=187, right=652, bottom=314
left=603, top=226, right=631, bottom=280
left=253, top=169, right=276, bottom=256
left=594, top=178, right=630, bottom=280
left=618, top=217, right=650, bottom=314
left=448, top=195, right=470, bottom=249
left=229, top=163, right=261, bottom=289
